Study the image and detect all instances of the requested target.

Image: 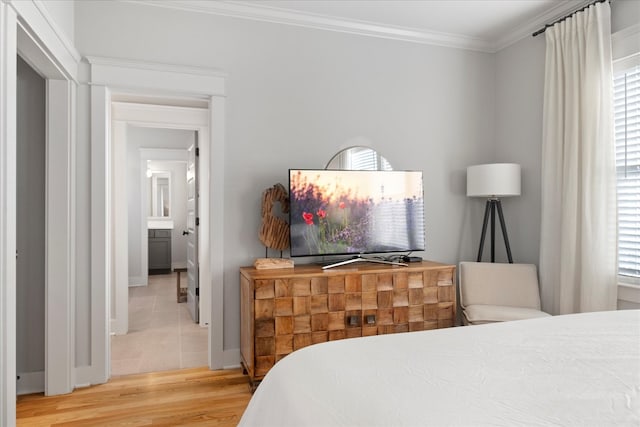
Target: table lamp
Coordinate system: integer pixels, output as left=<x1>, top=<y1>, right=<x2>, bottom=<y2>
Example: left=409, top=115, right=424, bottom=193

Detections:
left=467, top=163, right=521, bottom=263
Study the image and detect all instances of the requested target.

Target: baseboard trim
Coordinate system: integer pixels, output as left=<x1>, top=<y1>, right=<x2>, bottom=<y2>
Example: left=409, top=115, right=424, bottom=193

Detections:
left=110, top=318, right=128, bottom=336
left=618, top=284, right=640, bottom=304
left=74, top=365, right=94, bottom=389
left=222, top=348, right=240, bottom=369
left=17, top=370, right=44, bottom=395
left=128, top=276, right=146, bottom=286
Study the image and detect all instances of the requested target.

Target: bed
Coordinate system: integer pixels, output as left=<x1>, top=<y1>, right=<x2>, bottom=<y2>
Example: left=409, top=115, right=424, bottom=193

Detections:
left=239, top=310, right=640, bottom=426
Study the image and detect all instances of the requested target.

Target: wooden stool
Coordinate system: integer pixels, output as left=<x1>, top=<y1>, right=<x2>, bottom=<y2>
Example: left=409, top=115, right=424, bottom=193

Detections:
left=174, top=267, right=188, bottom=303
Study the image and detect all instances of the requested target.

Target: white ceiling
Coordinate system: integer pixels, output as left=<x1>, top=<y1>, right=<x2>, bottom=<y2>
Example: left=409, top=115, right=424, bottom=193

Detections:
left=136, top=0, right=591, bottom=52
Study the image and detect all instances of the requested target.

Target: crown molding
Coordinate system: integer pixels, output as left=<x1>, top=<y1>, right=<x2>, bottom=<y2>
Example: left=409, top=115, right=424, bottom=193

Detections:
left=125, top=0, right=494, bottom=52
left=125, top=0, right=594, bottom=54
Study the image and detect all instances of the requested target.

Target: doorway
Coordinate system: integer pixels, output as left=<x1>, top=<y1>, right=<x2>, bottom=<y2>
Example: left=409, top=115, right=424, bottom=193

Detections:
left=4, top=19, right=76, bottom=402
left=109, top=98, right=213, bottom=377
left=111, top=126, right=206, bottom=376
left=2, top=5, right=76, bottom=419
left=87, top=57, right=226, bottom=385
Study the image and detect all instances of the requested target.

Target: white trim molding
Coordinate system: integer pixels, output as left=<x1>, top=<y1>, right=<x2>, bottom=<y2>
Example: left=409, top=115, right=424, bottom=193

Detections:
left=138, top=147, right=191, bottom=161
left=618, top=283, right=640, bottom=305
left=86, top=56, right=226, bottom=97
left=7, top=0, right=79, bottom=81
left=128, top=0, right=589, bottom=53
left=90, top=83, right=112, bottom=385
left=130, top=0, right=493, bottom=52
left=613, top=23, right=640, bottom=309
left=88, top=57, right=227, bottom=387
left=209, top=94, right=225, bottom=369
left=2, top=1, right=78, bottom=422
left=128, top=277, right=146, bottom=287
left=110, top=120, right=128, bottom=336
left=112, top=102, right=210, bottom=128
left=73, top=365, right=93, bottom=390
left=0, top=4, right=18, bottom=425
left=112, top=106, right=206, bottom=338
left=45, top=78, right=75, bottom=396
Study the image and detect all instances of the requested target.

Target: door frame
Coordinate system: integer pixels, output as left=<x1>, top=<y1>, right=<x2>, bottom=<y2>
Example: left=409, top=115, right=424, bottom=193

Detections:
left=0, top=6, right=19, bottom=423
left=111, top=105, right=205, bottom=336
left=87, top=56, right=226, bottom=384
left=2, top=0, right=79, bottom=423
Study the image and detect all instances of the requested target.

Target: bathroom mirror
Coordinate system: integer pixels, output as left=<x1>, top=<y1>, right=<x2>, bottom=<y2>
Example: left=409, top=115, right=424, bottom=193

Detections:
left=325, top=145, right=393, bottom=170
left=148, top=171, right=171, bottom=218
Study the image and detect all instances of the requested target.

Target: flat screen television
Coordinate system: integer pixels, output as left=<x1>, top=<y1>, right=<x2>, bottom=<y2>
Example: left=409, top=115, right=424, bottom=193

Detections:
left=289, top=169, right=425, bottom=258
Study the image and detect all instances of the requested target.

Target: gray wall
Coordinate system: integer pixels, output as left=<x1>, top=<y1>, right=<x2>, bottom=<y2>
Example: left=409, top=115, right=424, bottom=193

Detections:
left=74, top=0, right=495, bottom=356
left=126, top=127, right=193, bottom=282
left=16, top=56, right=45, bottom=375
left=492, top=35, right=545, bottom=265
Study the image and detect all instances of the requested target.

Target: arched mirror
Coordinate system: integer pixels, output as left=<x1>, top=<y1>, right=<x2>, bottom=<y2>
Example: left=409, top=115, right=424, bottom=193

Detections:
left=325, top=146, right=393, bottom=171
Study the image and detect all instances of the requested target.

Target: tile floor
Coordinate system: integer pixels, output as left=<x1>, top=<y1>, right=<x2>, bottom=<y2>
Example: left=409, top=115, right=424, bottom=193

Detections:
left=110, top=272, right=208, bottom=377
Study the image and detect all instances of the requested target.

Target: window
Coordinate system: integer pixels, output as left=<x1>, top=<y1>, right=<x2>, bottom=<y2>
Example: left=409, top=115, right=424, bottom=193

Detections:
left=614, top=64, right=640, bottom=282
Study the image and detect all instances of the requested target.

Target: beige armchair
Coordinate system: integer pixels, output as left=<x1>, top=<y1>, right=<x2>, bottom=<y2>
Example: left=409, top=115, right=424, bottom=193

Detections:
left=459, top=262, right=551, bottom=325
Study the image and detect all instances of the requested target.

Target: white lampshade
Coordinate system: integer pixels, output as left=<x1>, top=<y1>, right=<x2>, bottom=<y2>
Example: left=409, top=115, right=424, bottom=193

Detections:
left=466, top=163, right=521, bottom=198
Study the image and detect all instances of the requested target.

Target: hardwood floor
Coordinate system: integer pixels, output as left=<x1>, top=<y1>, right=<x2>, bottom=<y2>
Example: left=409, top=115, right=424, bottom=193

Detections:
left=16, top=367, right=252, bottom=426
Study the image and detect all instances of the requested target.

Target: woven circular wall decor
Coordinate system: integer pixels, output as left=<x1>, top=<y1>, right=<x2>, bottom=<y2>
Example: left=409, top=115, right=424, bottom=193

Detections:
left=259, top=183, right=290, bottom=251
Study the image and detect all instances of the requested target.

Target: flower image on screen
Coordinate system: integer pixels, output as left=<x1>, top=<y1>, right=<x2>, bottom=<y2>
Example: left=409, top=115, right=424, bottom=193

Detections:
left=289, top=169, right=425, bottom=257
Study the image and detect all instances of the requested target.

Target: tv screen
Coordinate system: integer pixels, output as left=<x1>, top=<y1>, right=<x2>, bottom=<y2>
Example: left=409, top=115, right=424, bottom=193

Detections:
left=289, top=169, right=425, bottom=257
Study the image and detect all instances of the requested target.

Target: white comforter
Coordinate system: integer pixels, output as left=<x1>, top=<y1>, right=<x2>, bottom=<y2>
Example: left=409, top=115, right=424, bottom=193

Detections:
left=239, top=310, right=640, bottom=426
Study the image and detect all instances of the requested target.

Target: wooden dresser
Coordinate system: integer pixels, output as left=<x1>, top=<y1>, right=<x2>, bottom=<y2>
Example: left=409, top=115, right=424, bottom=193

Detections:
left=239, top=260, right=456, bottom=388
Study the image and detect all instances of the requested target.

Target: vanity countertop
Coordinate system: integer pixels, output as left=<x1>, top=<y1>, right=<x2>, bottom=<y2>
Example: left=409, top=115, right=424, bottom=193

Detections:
left=148, top=219, right=174, bottom=229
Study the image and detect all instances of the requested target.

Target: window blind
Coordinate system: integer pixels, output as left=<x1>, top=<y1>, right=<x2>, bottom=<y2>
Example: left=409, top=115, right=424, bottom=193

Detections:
left=346, top=147, right=392, bottom=171
left=615, top=64, right=640, bottom=280
left=350, top=148, right=378, bottom=170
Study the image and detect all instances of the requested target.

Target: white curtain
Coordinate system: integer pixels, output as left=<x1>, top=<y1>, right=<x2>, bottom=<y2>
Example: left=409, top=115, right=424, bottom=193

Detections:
left=539, top=1, right=617, bottom=314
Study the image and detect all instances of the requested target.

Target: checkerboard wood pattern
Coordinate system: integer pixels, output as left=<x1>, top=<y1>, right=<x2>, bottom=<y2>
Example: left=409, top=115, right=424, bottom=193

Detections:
left=240, top=261, right=456, bottom=387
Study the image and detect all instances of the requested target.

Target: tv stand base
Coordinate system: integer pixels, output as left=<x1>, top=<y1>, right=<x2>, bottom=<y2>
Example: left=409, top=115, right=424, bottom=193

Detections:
left=321, top=256, right=408, bottom=270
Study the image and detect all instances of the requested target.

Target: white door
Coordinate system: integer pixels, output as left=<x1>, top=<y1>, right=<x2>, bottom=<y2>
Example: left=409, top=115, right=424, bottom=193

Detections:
left=186, top=138, right=199, bottom=322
